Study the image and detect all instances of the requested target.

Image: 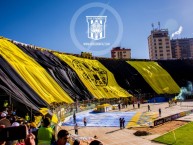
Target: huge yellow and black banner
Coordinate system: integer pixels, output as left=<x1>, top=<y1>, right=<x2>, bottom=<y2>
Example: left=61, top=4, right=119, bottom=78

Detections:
left=0, top=38, right=73, bottom=104
left=98, top=59, right=156, bottom=95
left=127, top=61, right=180, bottom=94
left=53, top=53, right=131, bottom=99
left=14, top=42, right=94, bottom=101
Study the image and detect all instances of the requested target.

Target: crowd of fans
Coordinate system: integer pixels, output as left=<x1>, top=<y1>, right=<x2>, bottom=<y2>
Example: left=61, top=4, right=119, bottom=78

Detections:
left=0, top=101, right=104, bottom=145
left=1, top=96, right=153, bottom=145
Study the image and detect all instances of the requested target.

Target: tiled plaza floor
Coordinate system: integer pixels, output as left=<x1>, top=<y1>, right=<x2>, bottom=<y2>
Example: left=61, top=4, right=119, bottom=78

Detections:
left=61, top=101, right=193, bottom=145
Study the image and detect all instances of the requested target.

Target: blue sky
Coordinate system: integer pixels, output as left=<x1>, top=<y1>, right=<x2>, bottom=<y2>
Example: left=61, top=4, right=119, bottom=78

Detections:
left=1, top=0, right=193, bottom=59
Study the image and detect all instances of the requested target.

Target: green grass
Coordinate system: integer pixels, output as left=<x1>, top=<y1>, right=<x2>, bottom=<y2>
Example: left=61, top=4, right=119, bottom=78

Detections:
left=153, top=122, right=193, bottom=145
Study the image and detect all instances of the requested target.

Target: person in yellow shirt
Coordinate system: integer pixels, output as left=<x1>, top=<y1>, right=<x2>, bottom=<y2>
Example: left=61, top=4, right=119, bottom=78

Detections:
left=25, top=113, right=30, bottom=122
left=37, top=117, right=55, bottom=145
left=3, top=100, right=8, bottom=108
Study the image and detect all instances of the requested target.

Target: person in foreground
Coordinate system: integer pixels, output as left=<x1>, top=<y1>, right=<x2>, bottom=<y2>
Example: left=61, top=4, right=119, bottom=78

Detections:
left=0, top=125, right=36, bottom=145
left=25, top=133, right=36, bottom=145
left=52, top=129, right=69, bottom=145
left=89, top=140, right=103, bottom=145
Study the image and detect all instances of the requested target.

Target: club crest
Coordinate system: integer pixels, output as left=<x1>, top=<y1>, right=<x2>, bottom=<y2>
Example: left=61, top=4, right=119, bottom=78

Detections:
left=86, top=16, right=107, bottom=40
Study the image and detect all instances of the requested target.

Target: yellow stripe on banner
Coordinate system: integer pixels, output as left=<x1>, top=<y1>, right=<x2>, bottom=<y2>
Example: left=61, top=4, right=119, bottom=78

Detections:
left=126, top=112, right=141, bottom=128
left=0, top=38, right=73, bottom=104
left=53, top=53, right=132, bottom=99
left=127, top=61, right=180, bottom=94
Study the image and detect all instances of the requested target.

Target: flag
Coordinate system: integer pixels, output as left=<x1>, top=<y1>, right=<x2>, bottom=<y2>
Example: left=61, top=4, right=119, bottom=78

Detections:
left=51, top=113, right=58, bottom=124
left=39, top=108, right=49, bottom=115
left=34, top=115, right=42, bottom=126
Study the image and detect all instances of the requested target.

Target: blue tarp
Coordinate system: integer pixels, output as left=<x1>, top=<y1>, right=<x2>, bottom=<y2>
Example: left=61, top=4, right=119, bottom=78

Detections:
left=62, top=110, right=136, bottom=127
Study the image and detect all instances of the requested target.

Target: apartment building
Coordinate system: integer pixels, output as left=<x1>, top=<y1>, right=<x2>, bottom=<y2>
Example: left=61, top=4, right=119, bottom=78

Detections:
left=111, top=47, right=131, bottom=59
left=171, top=38, right=193, bottom=59
left=148, top=29, right=172, bottom=60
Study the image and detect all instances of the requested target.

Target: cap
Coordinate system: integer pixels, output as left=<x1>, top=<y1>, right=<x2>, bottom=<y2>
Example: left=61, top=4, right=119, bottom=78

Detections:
left=1, top=113, right=6, bottom=117
left=30, top=122, right=37, bottom=128
left=12, top=122, right=20, bottom=127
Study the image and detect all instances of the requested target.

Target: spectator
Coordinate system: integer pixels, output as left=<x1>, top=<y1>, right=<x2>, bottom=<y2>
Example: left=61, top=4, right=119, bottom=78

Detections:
left=25, top=133, right=36, bottom=145
left=73, top=112, right=76, bottom=124
left=148, top=105, right=151, bottom=112
left=83, top=117, right=87, bottom=126
left=159, top=108, right=161, bottom=117
left=168, top=100, right=171, bottom=107
left=133, top=102, right=135, bottom=109
left=89, top=140, right=103, bottom=145
left=37, top=117, right=55, bottom=145
left=25, top=113, right=30, bottom=123
left=74, top=123, right=78, bottom=135
left=118, top=103, right=121, bottom=111
left=3, top=100, right=8, bottom=108
left=0, top=113, right=6, bottom=119
left=122, top=118, right=125, bottom=128
left=0, top=125, right=36, bottom=145
left=9, top=114, right=16, bottom=124
left=12, top=109, right=17, bottom=116
left=2, top=108, right=8, bottom=115
left=175, top=99, right=177, bottom=105
left=30, top=122, right=38, bottom=133
left=119, top=118, right=122, bottom=129
left=137, top=102, right=140, bottom=109
left=73, top=139, right=80, bottom=145
left=30, top=122, right=38, bottom=144
left=0, top=113, right=11, bottom=127
left=52, top=129, right=69, bottom=145
left=12, top=121, right=20, bottom=127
